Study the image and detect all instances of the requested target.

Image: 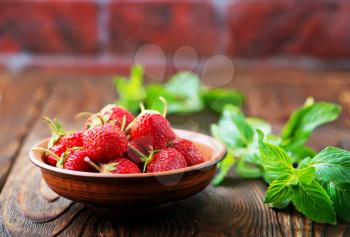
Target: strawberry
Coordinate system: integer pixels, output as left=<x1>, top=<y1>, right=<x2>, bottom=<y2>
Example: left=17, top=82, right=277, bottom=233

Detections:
left=61, top=149, right=94, bottom=172
left=84, top=157, right=141, bottom=174
left=147, top=148, right=187, bottom=173
left=102, top=158, right=141, bottom=174
left=84, top=105, right=135, bottom=130
left=171, top=139, right=204, bottom=166
left=44, top=117, right=83, bottom=166
left=32, top=147, right=93, bottom=172
left=129, top=98, right=176, bottom=150
left=83, top=123, right=128, bottom=163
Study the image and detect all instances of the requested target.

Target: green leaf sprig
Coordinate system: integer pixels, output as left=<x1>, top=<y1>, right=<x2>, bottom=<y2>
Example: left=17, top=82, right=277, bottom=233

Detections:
left=211, top=98, right=347, bottom=224
left=114, top=65, right=244, bottom=115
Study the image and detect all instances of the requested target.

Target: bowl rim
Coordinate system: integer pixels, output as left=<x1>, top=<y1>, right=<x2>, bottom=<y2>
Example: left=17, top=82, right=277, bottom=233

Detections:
left=29, top=129, right=227, bottom=178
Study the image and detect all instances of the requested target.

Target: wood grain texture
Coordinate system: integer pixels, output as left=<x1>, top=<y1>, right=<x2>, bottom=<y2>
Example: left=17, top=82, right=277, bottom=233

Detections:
left=0, top=74, right=50, bottom=189
left=0, top=69, right=350, bottom=236
left=0, top=76, right=116, bottom=237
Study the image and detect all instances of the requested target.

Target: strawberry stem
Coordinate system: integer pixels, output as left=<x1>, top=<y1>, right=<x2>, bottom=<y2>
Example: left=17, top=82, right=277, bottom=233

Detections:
left=32, top=147, right=61, bottom=161
left=121, top=115, right=127, bottom=131
left=139, top=103, right=146, bottom=112
left=43, top=117, right=65, bottom=135
left=96, top=115, right=105, bottom=125
left=159, top=96, right=168, bottom=117
left=84, top=157, right=101, bottom=172
left=142, top=149, right=157, bottom=172
left=128, top=143, right=148, bottom=162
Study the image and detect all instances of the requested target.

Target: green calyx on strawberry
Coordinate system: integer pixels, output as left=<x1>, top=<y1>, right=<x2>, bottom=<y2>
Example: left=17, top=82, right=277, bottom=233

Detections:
left=84, top=157, right=141, bottom=174
left=43, top=117, right=83, bottom=166
left=44, top=117, right=69, bottom=149
left=127, top=97, right=176, bottom=151
left=82, top=104, right=135, bottom=130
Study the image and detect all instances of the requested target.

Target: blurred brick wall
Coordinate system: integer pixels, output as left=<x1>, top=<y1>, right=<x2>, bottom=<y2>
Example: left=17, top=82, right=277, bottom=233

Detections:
left=0, top=0, right=350, bottom=73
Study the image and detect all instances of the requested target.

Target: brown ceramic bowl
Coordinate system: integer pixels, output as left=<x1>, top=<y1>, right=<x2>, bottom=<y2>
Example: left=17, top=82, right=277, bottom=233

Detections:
left=29, top=129, right=226, bottom=213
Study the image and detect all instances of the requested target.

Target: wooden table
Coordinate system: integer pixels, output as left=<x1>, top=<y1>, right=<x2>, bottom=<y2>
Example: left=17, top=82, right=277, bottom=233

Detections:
left=0, top=69, right=350, bottom=237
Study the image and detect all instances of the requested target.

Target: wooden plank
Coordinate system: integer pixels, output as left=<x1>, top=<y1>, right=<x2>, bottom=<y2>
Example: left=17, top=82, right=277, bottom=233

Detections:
left=0, top=74, right=50, bottom=189
left=0, top=77, right=116, bottom=237
left=0, top=71, right=350, bottom=236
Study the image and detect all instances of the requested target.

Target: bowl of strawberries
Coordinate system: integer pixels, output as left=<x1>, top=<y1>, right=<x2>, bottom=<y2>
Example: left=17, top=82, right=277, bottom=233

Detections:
left=29, top=99, right=226, bottom=213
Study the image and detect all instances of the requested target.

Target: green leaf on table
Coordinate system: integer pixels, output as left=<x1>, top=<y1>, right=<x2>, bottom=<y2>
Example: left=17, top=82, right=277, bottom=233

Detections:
left=296, top=166, right=316, bottom=185
left=291, top=180, right=336, bottom=224
left=258, top=130, right=293, bottom=183
left=145, top=84, right=177, bottom=114
left=201, top=88, right=244, bottom=113
left=211, top=105, right=254, bottom=149
left=265, top=174, right=294, bottom=204
left=311, top=147, right=350, bottom=183
left=281, top=98, right=341, bottom=151
left=322, top=181, right=350, bottom=222
left=241, top=117, right=273, bottom=165
left=212, top=151, right=235, bottom=186
left=114, top=65, right=146, bottom=113
left=235, top=159, right=263, bottom=178
left=146, top=71, right=203, bottom=114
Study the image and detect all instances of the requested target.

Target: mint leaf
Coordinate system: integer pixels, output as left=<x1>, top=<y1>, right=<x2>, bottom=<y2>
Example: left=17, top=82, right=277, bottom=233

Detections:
left=114, top=65, right=146, bottom=113
left=265, top=167, right=315, bottom=205
left=170, top=72, right=204, bottom=114
left=281, top=98, right=341, bottom=151
left=145, top=84, right=177, bottom=114
left=212, top=151, right=235, bottom=186
left=311, top=147, right=350, bottom=183
left=265, top=174, right=294, bottom=204
left=297, top=157, right=313, bottom=169
left=291, top=180, right=336, bottom=224
left=322, top=182, right=350, bottom=222
left=258, top=130, right=293, bottom=183
left=145, top=72, right=203, bottom=114
left=271, top=200, right=291, bottom=209
left=201, top=88, right=244, bottom=113
left=235, top=159, right=263, bottom=178
left=211, top=105, right=254, bottom=149
left=297, top=167, right=315, bottom=185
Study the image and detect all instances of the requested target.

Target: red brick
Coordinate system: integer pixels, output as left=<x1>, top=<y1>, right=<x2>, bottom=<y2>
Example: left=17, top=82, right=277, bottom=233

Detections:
left=108, top=0, right=220, bottom=56
left=226, top=0, right=350, bottom=58
left=0, top=1, right=98, bottom=54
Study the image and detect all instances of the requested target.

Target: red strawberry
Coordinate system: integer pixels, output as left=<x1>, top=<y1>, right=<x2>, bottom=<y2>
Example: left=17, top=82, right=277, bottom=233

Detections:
left=101, top=158, right=141, bottom=174
left=129, top=98, right=176, bottom=151
left=147, top=148, right=187, bottom=173
left=130, top=112, right=176, bottom=150
left=171, top=139, right=204, bottom=166
left=62, top=149, right=94, bottom=172
left=44, top=117, right=83, bottom=166
left=83, top=123, right=128, bottom=163
left=84, top=157, right=141, bottom=174
left=85, top=105, right=135, bottom=130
